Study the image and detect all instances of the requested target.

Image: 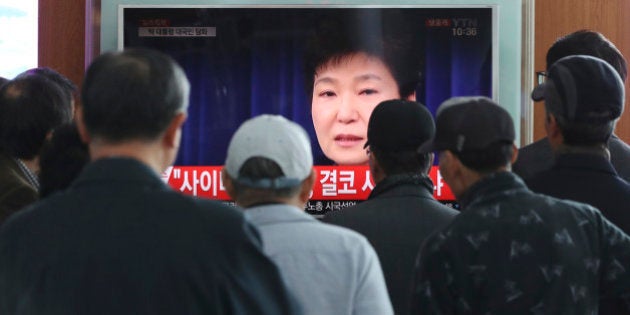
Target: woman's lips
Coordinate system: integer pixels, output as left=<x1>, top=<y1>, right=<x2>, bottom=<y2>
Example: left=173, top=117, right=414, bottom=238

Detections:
left=334, top=134, right=364, bottom=147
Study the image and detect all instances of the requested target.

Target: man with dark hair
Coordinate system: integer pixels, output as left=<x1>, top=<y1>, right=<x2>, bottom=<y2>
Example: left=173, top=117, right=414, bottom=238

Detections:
left=38, top=123, right=89, bottom=198
left=0, top=49, right=297, bottom=315
left=410, top=96, right=630, bottom=314
left=0, top=74, right=72, bottom=223
left=323, top=99, right=458, bottom=315
left=17, top=67, right=78, bottom=111
left=304, top=11, right=423, bottom=165
left=513, top=30, right=630, bottom=180
left=526, top=55, right=630, bottom=314
left=223, top=114, right=393, bottom=315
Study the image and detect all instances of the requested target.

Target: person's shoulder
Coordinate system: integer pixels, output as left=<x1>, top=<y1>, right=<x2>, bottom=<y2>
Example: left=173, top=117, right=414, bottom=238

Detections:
left=163, top=192, right=245, bottom=224
left=322, top=202, right=365, bottom=223
left=317, top=219, right=374, bottom=248
left=513, top=138, right=553, bottom=179
left=608, top=135, right=630, bottom=181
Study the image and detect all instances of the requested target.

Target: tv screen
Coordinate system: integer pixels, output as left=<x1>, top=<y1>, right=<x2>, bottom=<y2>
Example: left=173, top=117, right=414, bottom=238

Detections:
left=114, top=4, right=513, bottom=215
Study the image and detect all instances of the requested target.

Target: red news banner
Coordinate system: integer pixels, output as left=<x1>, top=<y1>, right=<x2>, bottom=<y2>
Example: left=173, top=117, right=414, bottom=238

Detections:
left=162, top=166, right=455, bottom=215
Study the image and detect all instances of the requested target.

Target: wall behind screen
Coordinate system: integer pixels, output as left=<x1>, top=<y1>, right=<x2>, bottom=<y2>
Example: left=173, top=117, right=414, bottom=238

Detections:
left=37, top=0, right=630, bottom=145
left=533, top=0, right=630, bottom=143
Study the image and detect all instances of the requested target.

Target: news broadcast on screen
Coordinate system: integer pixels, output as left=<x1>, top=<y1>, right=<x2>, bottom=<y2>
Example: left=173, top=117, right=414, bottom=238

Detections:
left=109, top=2, right=521, bottom=215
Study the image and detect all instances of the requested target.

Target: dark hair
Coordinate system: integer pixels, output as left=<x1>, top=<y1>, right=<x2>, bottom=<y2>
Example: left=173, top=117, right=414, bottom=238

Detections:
left=547, top=30, right=627, bottom=82
left=0, top=75, right=72, bottom=159
left=452, top=141, right=514, bottom=174
left=303, top=11, right=422, bottom=98
left=81, top=48, right=189, bottom=142
left=0, top=77, right=8, bottom=87
left=39, top=123, right=89, bottom=198
left=17, top=67, right=77, bottom=106
left=230, top=157, right=302, bottom=204
left=372, top=148, right=432, bottom=175
left=551, top=112, right=615, bottom=146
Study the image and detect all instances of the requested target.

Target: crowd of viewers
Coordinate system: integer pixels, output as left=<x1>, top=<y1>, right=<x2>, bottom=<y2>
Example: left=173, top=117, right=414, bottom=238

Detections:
left=0, top=29, right=629, bottom=314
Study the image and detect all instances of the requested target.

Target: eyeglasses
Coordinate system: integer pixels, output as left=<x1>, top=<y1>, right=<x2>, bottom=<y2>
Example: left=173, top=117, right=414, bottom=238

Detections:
left=536, top=71, right=547, bottom=85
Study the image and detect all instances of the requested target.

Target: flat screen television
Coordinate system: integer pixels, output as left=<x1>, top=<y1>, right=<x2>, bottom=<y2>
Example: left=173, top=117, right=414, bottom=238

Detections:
left=101, top=1, right=522, bottom=215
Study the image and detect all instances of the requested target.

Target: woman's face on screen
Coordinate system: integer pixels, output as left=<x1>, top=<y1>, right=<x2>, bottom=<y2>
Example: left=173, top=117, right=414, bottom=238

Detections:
left=311, top=52, right=405, bottom=165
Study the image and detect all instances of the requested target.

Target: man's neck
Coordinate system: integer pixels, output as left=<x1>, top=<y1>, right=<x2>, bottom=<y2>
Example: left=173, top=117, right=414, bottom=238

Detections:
left=89, top=139, right=171, bottom=175
left=554, top=143, right=610, bottom=160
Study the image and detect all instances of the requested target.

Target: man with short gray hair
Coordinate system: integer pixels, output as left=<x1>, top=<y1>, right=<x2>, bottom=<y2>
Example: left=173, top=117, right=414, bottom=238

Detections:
left=0, top=48, right=297, bottom=315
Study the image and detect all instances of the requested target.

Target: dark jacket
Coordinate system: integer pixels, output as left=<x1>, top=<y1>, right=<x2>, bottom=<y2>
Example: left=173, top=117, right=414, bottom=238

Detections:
left=411, top=172, right=630, bottom=315
left=0, top=151, right=37, bottom=225
left=513, top=134, right=630, bottom=181
left=0, top=158, right=297, bottom=315
left=526, top=153, right=630, bottom=314
left=324, top=173, right=458, bottom=315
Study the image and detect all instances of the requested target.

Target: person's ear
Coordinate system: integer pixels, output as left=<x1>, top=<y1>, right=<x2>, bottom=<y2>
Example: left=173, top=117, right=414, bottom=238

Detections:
left=510, top=143, right=519, bottom=165
left=405, top=92, right=417, bottom=102
left=299, top=170, right=316, bottom=204
left=75, top=105, right=91, bottom=144
left=545, top=113, right=563, bottom=146
left=221, top=170, right=236, bottom=201
left=163, top=112, right=187, bottom=149
left=368, top=151, right=385, bottom=183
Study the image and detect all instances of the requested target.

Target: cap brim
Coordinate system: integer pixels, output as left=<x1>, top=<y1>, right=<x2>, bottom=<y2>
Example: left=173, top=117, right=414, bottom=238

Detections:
left=531, top=84, right=545, bottom=102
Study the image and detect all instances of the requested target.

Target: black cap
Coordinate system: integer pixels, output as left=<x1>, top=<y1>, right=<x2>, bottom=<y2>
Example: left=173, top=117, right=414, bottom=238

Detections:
left=431, top=96, right=515, bottom=152
left=364, top=99, right=435, bottom=152
left=531, top=55, right=624, bottom=123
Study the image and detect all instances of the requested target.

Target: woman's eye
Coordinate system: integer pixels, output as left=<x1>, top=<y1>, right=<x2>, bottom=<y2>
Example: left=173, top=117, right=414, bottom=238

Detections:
left=360, top=89, right=378, bottom=96
left=318, top=91, right=336, bottom=97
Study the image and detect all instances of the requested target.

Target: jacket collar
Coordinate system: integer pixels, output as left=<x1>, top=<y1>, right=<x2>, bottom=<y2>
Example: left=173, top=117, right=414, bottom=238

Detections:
left=244, top=204, right=316, bottom=226
left=553, top=153, right=618, bottom=176
left=369, top=173, right=434, bottom=200
left=71, top=157, right=168, bottom=190
left=458, top=171, right=528, bottom=210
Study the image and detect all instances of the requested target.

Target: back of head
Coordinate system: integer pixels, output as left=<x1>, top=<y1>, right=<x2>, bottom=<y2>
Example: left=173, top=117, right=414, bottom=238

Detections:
left=0, top=75, right=72, bottom=159
left=433, top=96, right=515, bottom=173
left=365, top=99, right=435, bottom=175
left=17, top=67, right=77, bottom=106
left=224, top=115, right=313, bottom=203
left=547, top=30, right=627, bottom=82
left=81, top=48, right=190, bottom=142
left=532, top=55, right=624, bottom=146
left=39, top=123, right=89, bottom=198
left=303, top=11, right=422, bottom=98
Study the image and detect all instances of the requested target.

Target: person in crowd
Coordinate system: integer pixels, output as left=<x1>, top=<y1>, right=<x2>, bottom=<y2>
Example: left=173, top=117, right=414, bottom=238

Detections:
left=38, top=123, right=89, bottom=198
left=303, top=12, right=422, bottom=165
left=410, top=96, right=630, bottom=314
left=323, top=99, right=458, bottom=315
left=526, top=55, right=630, bottom=314
left=513, top=29, right=630, bottom=181
left=0, top=74, right=71, bottom=224
left=0, top=48, right=298, bottom=315
left=17, top=67, right=77, bottom=112
left=222, top=114, right=393, bottom=315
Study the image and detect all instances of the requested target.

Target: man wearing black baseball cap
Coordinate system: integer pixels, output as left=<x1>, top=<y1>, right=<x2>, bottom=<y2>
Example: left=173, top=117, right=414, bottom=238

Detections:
left=526, top=55, right=630, bottom=314
left=324, top=99, right=458, bottom=315
left=410, top=96, right=630, bottom=314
